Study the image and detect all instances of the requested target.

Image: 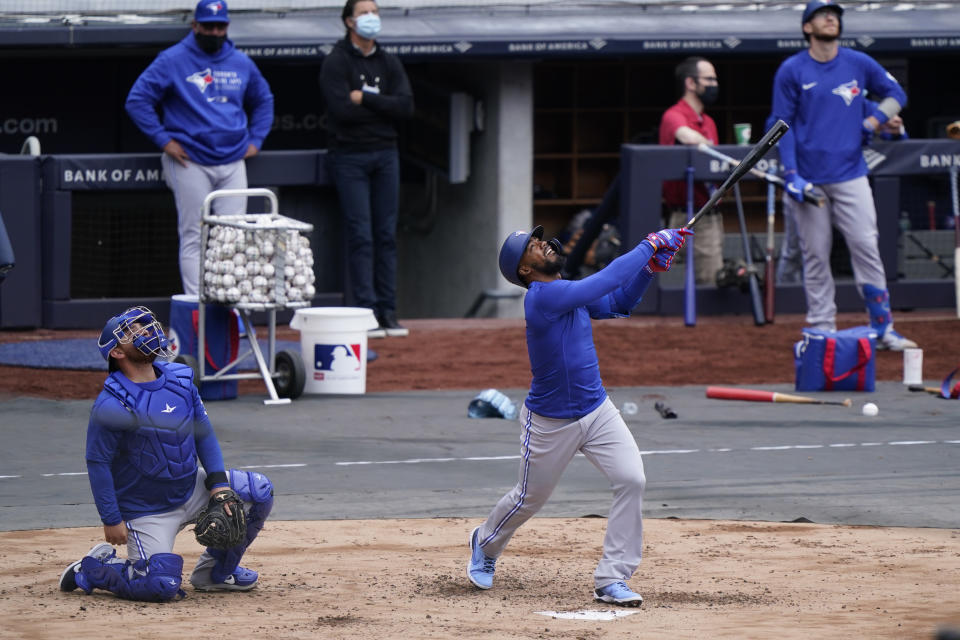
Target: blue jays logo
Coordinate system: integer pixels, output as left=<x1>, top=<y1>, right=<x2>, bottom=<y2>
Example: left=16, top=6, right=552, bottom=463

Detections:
left=201, top=1, right=225, bottom=17
left=831, top=80, right=861, bottom=106
left=186, top=68, right=214, bottom=93
left=314, top=343, right=362, bottom=376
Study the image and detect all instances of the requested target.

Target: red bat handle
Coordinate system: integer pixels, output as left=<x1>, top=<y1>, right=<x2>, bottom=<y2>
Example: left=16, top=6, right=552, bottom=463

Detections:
left=705, top=386, right=775, bottom=402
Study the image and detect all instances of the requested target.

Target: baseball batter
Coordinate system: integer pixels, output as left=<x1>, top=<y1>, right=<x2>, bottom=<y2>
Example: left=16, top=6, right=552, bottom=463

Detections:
left=58, top=306, right=273, bottom=601
left=467, top=225, right=691, bottom=606
left=771, top=0, right=916, bottom=350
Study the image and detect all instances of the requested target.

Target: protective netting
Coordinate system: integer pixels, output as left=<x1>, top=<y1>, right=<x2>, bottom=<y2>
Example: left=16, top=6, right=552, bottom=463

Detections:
left=70, top=191, right=182, bottom=298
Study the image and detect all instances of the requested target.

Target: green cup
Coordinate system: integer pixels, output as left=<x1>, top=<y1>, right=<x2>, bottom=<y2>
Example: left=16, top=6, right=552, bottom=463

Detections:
left=734, top=123, right=752, bottom=146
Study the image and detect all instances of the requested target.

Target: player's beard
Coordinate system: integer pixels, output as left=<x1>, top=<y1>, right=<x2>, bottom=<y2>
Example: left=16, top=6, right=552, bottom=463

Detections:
left=812, top=31, right=839, bottom=43
left=540, top=252, right=566, bottom=277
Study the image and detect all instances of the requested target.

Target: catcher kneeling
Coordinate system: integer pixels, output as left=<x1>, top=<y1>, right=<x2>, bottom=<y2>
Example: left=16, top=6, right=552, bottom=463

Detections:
left=58, top=306, right=273, bottom=602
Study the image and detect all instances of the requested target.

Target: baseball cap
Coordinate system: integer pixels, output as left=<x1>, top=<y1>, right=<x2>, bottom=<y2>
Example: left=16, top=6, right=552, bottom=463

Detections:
left=802, top=0, right=843, bottom=25
left=195, top=0, right=230, bottom=24
left=498, top=226, right=543, bottom=288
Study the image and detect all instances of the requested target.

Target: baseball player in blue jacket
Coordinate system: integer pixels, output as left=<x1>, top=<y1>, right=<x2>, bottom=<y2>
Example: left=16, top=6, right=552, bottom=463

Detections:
left=771, top=0, right=916, bottom=350
left=467, top=225, right=691, bottom=606
left=126, top=0, right=274, bottom=297
left=58, top=306, right=273, bottom=601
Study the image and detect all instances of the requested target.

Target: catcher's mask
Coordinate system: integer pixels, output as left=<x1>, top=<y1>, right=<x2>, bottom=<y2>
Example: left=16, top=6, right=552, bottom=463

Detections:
left=98, top=306, right=172, bottom=364
left=498, top=226, right=562, bottom=288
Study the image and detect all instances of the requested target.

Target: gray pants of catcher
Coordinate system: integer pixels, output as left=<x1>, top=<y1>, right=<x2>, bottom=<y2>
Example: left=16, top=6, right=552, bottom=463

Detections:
left=162, top=154, right=248, bottom=296
left=792, top=176, right=887, bottom=331
left=475, top=396, right=646, bottom=589
left=123, top=470, right=249, bottom=588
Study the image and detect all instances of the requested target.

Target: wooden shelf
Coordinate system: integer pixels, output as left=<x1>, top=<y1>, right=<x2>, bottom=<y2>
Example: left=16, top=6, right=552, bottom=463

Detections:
left=533, top=58, right=786, bottom=234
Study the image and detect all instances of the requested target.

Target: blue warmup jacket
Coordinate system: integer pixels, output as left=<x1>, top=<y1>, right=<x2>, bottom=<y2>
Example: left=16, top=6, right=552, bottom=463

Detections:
left=85, top=362, right=227, bottom=526
left=125, top=34, right=274, bottom=166
left=771, top=47, right=907, bottom=184
left=524, top=241, right=656, bottom=420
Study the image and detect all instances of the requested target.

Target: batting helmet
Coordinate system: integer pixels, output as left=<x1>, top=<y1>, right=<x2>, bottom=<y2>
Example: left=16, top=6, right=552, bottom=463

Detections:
left=802, top=0, right=843, bottom=30
left=498, top=226, right=544, bottom=287
left=98, top=306, right=172, bottom=363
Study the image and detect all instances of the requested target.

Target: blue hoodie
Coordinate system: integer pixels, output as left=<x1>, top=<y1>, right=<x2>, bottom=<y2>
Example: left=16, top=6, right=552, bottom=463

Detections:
left=126, top=33, right=274, bottom=166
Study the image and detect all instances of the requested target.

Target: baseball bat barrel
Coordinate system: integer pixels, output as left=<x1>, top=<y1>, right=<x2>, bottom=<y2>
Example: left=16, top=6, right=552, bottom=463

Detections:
left=706, top=386, right=852, bottom=407
left=684, top=164, right=696, bottom=327
left=686, top=120, right=789, bottom=229
left=764, top=181, right=776, bottom=323
left=696, top=143, right=825, bottom=207
left=733, top=183, right=766, bottom=326
left=950, top=165, right=960, bottom=318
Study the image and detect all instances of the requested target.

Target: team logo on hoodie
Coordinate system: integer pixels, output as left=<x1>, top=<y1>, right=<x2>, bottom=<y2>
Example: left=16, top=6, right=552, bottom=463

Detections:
left=186, top=68, right=214, bottom=93
left=831, top=79, right=861, bottom=106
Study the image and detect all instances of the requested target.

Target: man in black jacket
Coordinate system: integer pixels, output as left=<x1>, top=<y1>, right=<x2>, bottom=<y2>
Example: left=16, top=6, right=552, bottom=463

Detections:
left=320, top=0, right=414, bottom=337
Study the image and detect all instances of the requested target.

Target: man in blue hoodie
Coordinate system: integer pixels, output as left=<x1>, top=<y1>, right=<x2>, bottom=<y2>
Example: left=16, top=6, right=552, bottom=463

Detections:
left=126, top=0, right=274, bottom=297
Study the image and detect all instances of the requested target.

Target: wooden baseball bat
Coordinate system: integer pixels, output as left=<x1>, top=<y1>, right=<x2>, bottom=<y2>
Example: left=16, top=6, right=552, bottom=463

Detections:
left=907, top=384, right=941, bottom=395
left=951, top=165, right=960, bottom=319
left=696, top=143, right=825, bottom=207
left=706, top=386, right=852, bottom=407
left=732, top=183, right=766, bottom=326
left=683, top=165, right=697, bottom=327
left=686, top=120, right=789, bottom=229
left=764, top=181, right=776, bottom=323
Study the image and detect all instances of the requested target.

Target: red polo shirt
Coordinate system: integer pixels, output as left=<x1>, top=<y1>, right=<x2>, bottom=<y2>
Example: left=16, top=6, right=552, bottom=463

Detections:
left=659, top=98, right=718, bottom=209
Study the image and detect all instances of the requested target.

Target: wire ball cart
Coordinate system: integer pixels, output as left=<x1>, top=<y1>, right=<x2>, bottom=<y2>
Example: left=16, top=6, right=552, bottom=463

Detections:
left=178, top=188, right=313, bottom=405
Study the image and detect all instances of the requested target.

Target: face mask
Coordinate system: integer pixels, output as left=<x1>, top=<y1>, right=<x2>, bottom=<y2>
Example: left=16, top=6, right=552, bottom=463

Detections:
left=354, top=13, right=381, bottom=39
left=699, top=84, right=719, bottom=106
left=195, top=32, right=226, bottom=54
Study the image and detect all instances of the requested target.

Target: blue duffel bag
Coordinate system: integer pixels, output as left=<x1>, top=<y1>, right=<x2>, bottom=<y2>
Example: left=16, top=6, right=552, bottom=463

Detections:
left=794, top=326, right=877, bottom=392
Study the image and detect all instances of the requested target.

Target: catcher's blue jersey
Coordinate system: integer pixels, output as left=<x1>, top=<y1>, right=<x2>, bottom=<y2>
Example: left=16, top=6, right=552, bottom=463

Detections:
left=523, top=241, right=656, bottom=419
left=771, top=47, right=907, bottom=184
left=85, top=361, right=226, bottom=525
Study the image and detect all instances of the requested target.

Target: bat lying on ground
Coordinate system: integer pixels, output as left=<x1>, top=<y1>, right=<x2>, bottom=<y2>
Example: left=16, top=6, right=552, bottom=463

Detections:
left=706, top=386, right=852, bottom=407
left=907, top=385, right=941, bottom=395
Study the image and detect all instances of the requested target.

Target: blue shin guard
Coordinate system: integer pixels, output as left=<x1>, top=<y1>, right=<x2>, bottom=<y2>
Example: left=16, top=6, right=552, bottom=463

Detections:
left=862, top=284, right=892, bottom=334
left=79, top=553, right=185, bottom=602
left=208, top=469, right=274, bottom=583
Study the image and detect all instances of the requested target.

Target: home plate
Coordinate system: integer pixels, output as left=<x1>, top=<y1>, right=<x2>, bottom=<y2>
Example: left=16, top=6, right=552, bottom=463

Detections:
left=535, top=609, right=640, bottom=621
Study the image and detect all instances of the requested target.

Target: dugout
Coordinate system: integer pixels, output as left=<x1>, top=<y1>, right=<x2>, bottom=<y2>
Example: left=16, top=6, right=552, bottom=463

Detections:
left=0, top=1, right=958, bottom=322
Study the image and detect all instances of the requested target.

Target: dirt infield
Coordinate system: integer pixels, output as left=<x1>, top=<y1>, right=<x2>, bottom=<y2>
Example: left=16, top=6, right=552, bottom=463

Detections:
left=5, top=518, right=960, bottom=639
left=1, top=311, right=959, bottom=638
left=1, top=311, right=958, bottom=399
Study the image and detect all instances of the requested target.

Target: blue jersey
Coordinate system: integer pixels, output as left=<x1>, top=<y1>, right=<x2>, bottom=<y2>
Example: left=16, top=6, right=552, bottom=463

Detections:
left=125, top=34, right=274, bottom=166
left=524, top=241, right=656, bottom=419
left=85, top=362, right=226, bottom=525
left=771, top=47, right=907, bottom=184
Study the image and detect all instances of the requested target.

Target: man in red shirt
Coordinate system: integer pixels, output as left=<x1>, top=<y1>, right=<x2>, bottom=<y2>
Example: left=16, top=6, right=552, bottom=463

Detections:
left=659, top=56, right=723, bottom=285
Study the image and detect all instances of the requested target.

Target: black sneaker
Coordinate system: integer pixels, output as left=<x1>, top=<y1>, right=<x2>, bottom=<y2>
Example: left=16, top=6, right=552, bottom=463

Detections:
left=378, top=311, right=409, bottom=337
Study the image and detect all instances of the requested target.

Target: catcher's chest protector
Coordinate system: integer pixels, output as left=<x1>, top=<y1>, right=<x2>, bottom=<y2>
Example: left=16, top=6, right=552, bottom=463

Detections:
left=103, top=364, right=199, bottom=481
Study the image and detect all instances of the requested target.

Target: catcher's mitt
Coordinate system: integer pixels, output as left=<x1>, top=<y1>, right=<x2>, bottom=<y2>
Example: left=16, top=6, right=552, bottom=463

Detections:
left=194, top=489, right=246, bottom=549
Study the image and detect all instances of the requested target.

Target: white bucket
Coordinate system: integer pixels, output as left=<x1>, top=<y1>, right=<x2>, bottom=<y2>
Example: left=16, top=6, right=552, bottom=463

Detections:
left=289, top=307, right=379, bottom=395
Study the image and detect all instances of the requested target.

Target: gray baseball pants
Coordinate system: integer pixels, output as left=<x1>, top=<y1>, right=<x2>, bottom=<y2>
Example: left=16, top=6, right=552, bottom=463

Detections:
left=793, top=176, right=887, bottom=331
left=476, top=396, right=646, bottom=589
left=162, top=154, right=248, bottom=296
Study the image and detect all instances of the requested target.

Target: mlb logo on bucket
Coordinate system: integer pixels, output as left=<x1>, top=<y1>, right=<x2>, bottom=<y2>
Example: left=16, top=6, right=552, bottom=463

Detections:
left=313, top=343, right=362, bottom=380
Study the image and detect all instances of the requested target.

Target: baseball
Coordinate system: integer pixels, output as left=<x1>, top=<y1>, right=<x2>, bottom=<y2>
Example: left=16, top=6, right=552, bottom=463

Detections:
left=861, top=402, right=879, bottom=417
left=262, top=263, right=275, bottom=278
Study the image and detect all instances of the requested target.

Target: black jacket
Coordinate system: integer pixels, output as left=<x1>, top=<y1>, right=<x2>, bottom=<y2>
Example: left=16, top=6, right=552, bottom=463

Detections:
left=319, top=38, right=414, bottom=152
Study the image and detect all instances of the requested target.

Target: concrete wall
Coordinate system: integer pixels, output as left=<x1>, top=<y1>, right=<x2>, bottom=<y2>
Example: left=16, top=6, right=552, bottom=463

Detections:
left=396, top=62, right=532, bottom=319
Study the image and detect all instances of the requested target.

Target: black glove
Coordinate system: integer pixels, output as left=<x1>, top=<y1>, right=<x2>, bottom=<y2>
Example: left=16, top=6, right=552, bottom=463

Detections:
left=194, top=489, right=246, bottom=550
